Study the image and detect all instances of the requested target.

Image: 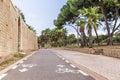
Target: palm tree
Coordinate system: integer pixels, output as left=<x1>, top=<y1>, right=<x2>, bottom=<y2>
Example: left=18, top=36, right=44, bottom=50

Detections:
left=76, top=18, right=86, bottom=47
left=41, top=28, right=51, bottom=43
left=79, top=7, right=103, bottom=48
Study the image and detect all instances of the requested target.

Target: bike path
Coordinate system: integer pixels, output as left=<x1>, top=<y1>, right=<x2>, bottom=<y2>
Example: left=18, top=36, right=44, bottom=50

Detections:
left=1, top=50, right=95, bottom=80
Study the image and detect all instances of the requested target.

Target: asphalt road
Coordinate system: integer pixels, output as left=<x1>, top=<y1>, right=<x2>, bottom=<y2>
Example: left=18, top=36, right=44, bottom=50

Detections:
left=1, top=49, right=95, bottom=80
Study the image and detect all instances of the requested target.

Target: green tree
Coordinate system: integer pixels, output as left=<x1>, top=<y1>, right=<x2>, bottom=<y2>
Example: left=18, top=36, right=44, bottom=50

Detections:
left=39, top=28, right=67, bottom=47
left=76, top=18, right=86, bottom=47
left=67, top=34, right=77, bottom=45
left=78, top=7, right=103, bottom=48
left=55, top=0, right=120, bottom=46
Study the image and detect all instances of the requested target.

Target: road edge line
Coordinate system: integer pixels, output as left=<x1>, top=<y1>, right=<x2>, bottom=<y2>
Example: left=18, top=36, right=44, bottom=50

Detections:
left=0, top=50, right=38, bottom=74
left=55, top=53, right=108, bottom=80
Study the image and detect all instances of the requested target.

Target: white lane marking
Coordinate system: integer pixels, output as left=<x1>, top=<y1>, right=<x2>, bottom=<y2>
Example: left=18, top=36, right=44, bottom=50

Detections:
left=19, top=68, right=28, bottom=72
left=56, top=67, right=79, bottom=74
left=57, top=64, right=65, bottom=68
left=70, top=64, right=76, bottom=68
left=12, top=65, right=18, bottom=69
left=20, top=64, right=37, bottom=68
left=0, top=74, right=7, bottom=80
left=19, top=61, right=24, bottom=64
left=65, top=60, right=70, bottom=63
left=78, top=70, right=89, bottom=76
left=62, top=58, right=65, bottom=60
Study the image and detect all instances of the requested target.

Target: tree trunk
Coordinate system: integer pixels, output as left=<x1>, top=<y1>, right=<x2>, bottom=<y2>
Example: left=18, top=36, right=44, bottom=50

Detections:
left=93, top=27, right=99, bottom=45
left=76, top=26, right=80, bottom=47
left=80, top=26, right=86, bottom=47
left=80, top=32, right=85, bottom=47
left=69, top=25, right=81, bottom=47
left=100, top=2, right=111, bottom=45
left=89, top=35, right=93, bottom=48
left=88, top=25, right=93, bottom=48
left=107, top=34, right=113, bottom=45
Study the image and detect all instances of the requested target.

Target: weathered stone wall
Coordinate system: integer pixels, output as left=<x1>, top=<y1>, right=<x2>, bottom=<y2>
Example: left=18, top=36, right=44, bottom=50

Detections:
left=0, top=0, right=38, bottom=57
left=20, top=20, right=38, bottom=52
left=103, top=49, right=120, bottom=58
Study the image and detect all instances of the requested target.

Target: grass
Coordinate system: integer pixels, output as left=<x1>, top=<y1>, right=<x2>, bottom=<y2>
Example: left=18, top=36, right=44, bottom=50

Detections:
left=0, top=53, right=25, bottom=71
left=0, top=58, right=15, bottom=70
left=14, top=53, right=25, bottom=58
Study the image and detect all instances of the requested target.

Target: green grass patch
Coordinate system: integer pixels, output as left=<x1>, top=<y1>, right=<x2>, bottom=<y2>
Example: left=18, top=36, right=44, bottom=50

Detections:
left=0, top=53, right=25, bottom=70
left=14, top=53, right=25, bottom=58
left=0, top=58, right=15, bottom=70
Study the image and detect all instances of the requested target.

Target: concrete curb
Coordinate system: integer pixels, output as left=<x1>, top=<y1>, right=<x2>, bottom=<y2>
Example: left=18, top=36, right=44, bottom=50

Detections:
left=55, top=53, right=108, bottom=80
left=0, top=51, right=38, bottom=74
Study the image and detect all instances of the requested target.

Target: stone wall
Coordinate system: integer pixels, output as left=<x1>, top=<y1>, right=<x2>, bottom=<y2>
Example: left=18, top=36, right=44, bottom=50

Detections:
left=20, top=20, right=38, bottom=52
left=103, top=49, right=120, bottom=58
left=0, top=0, right=38, bottom=57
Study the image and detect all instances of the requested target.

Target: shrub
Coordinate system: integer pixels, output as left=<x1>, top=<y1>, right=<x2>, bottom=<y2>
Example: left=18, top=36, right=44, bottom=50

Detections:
left=14, top=53, right=25, bottom=58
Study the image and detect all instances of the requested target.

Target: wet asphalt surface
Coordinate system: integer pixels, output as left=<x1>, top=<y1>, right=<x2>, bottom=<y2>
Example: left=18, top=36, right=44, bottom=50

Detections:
left=2, top=50, right=95, bottom=80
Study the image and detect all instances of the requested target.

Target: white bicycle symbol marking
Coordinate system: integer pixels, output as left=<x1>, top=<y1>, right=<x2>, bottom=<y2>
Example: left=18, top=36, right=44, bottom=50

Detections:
left=56, top=64, right=79, bottom=74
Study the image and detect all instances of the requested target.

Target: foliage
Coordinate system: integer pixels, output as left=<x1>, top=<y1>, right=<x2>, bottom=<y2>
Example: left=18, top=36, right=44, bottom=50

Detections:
left=20, top=12, right=26, bottom=23
left=39, top=28, right=68, bottom=47
left=14, top=53, right=25, bottom=58
left=54, top=0, right=120, bottom=47
left=27, top=24, right=36, bottom=34
left=17, top=8, right=26, bottom=23
left=113, top=31, right=120, bottom=42
left=67, top=34, right=77, bottom=44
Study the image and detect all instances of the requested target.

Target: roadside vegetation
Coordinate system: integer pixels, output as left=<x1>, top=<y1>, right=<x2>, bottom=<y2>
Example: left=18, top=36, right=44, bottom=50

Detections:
left=38, top=28, right=77, bottom=48
left=38, top=0, right=120, bottom=58
left=0, top=53, right=25, bottom=71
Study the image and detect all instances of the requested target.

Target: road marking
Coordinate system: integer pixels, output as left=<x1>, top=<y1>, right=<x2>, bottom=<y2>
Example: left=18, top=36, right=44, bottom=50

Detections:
left=65, top=60, right=70, bottom=63
left=19, top=68, right=28, bottom=72
left=56, top=67, right=79, bottom=74
left=70, top=64, right=76, bottom=68
left=57, top=64, right=65, bottom=68
left=20, top=64, right=37, bottom=68
left=12, top=65, right=18, bottom=69
left=62, top=58, right=65, bottom=60
left=0, top=74, right=7, bottom=80
left=78, top=70, right=89, bottom=76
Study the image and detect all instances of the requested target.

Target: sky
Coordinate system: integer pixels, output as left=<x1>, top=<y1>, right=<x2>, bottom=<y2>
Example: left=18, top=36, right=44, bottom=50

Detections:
left=11, top=0, right=69, bottom=35
left=11, top=0, right=106, bottom=37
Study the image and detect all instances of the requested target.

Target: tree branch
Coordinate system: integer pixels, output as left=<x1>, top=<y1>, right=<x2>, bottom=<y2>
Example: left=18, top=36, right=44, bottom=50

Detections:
left=112, top=7, right=119, bottom=33
left=67, top=24, right=81, bottom=37
left=113, top=23, right=120, bottom=34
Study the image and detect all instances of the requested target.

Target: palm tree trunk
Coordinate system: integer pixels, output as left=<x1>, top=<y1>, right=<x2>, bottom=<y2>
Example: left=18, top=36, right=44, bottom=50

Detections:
left=93, top=27, right=99, bottom=45
left=80, top=32, right=85, bottom=47
left=88, top=25, right=93, bottom=48
left=80, top=26, right=86, bottom=47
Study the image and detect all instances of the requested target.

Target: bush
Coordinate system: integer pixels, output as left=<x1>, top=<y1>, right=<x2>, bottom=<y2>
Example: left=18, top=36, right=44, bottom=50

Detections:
left=14, top=53, right=25, bottom=58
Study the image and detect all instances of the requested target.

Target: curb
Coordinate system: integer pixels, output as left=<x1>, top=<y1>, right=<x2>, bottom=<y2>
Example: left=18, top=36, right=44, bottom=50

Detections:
left=56, top=53, right=108, bottom=80
left=0, top=51, right=38, bottom=74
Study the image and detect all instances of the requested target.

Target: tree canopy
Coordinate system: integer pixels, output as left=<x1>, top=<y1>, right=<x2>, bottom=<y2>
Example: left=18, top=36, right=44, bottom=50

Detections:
left=54, top=0, right=120, bottom=47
